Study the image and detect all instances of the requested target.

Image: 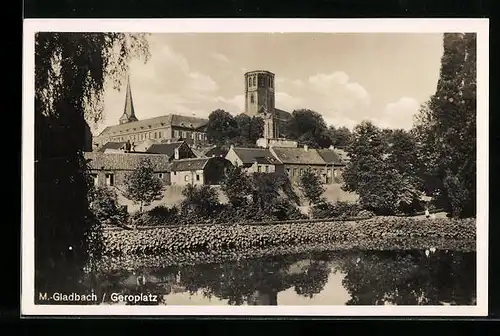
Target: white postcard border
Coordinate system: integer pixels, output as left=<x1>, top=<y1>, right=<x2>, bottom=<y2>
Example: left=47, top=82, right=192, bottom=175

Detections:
left=22, top=18, right=489, bottom=317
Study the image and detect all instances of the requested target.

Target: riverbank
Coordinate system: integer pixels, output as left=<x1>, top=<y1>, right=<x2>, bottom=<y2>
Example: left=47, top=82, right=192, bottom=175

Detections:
left=102, top=216, right=476, bottom=257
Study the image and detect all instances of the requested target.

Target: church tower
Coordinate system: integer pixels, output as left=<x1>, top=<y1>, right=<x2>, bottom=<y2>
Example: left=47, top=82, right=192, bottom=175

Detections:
left=244, top=70, right=279, bottom=139
left=119, top=75, right=139, bottom=125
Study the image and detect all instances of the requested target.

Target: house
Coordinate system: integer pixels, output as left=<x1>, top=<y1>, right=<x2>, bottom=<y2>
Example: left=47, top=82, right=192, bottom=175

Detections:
left=192, top=145, right=228, bottom=159
left=170, top=157, right=233, bottom=186
left=269, top=145, right=330, bottom=183
left=95, top=141, right=131, bottom=153
left=145, top=141, right=196, bottom=161
left=84, top=152, right=171, bottom=188
left=225, top=145, right=282, bottom=174
left=316, top=148, right=346, bottom=183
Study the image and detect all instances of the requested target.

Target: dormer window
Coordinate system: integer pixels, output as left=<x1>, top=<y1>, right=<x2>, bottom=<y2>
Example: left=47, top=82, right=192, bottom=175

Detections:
left=250, top=94, right=254, bottom=104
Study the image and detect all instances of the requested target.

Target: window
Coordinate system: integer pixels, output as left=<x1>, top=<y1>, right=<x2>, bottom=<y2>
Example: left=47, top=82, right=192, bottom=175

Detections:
left=293, top=168, right=297, bottom=176
left=257, top=166, right=261, bottom=173
left=91, top=174, right=98, bottom=186
left=191, top=132, right=195, bottom=139
left=250, top=94, right=254, bottom=104
left=265, top=165, right=269, bottom=173
left=154, top=132, right=157, bottom=139
left=299, top=168, right=303, bottom=176
left=334, top=170, right=338, bottom=178
left=248, top=77, right=252, bottom=87
left=327, top=169, right=331, bottom=176
left=174, top=130, right=179, bottom=138
left=182, top=131, right=186, bottom=138
left=184, top=175, right=189, bottom=182
left=286, top=168, right=290, bottom=175
left=105, top=173, right=114, bottom=186
left=198, top=133, right=203, bottom=140
left=252, top=77, right=256, bottom=86
left=158, top=173, right=164, bottom=179
left=158, top=131, right=162, bottom=138
left=196, top=174, right=200, bottom=181
left=173, top=171, right=177, bottom=176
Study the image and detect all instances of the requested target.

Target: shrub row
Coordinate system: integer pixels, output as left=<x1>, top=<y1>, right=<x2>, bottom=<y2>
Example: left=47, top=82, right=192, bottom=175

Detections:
left=102, top=217, right=476, bottom=256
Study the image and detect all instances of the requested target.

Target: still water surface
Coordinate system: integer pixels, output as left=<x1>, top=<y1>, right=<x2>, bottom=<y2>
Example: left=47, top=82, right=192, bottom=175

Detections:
left=83, top=249, right=476, bottom=306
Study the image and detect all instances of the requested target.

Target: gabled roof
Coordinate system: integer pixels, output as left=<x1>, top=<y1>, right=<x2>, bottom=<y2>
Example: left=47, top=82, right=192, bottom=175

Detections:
left=171, top=157, right=211, bottom=171
left=96, top=141, right=127, bottom=152
left=84, top=152, right=171, bottom=171
left=96, top=114, right=208, bottom=137
left=270, top=147, right=326, bottom=165
left=146, top=142, right=184, bottom=157
left=231, top=147, right=281, bottom=165
left=333, top=148, right=350, bottom=164
left=316, top=149, right=344, bottom=165
left=275, top=108, right=292, bottom=121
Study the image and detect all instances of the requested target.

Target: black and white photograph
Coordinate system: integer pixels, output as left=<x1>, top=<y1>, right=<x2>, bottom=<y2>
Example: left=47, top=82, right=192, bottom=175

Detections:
left=22, top=19, right=488, bottom=316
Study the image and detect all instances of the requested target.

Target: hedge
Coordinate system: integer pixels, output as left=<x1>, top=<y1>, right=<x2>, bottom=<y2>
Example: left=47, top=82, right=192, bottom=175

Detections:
left=102, top=216, right=476, bottom=256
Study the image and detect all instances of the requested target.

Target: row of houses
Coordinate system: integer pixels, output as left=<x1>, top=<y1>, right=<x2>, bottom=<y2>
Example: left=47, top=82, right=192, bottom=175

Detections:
left=85, top=139, right=348, bottom=189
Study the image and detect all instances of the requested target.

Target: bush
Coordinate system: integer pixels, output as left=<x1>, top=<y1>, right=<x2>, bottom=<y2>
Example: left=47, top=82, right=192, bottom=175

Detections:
left=90, top=186, right=129, bottom=227
left=311, top=200, right=361, bottom=219
left=131, top=205, right=179, bottom=226
left=357, top=209, right=376, bottom=218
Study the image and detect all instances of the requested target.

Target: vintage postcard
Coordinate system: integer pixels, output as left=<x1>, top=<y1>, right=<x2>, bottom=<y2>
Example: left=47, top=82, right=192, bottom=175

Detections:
left=22, top=19, right=489, bottom=316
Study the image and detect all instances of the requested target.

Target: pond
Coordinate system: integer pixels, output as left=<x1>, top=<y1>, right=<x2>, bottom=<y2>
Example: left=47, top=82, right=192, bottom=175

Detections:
left=79, top=248, right=476, bottom=306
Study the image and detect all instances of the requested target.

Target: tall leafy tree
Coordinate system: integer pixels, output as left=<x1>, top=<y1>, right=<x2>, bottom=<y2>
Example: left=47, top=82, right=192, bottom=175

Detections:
left=233, top=114, right=264, bottom=147
left=123, top=158, right=164, bottom=213
left=327, top=125, right=353, bottom=149
left=220, top=166, right=254, bottom=207
left=283, top=109, right=333, bottom=148
left=34, top=32, right=149, bottom=299
left=298, top=169, right=326, bottom=205
left=206, top=109, right=240, bottom=147
left=413, top=33, right=476, bottom=217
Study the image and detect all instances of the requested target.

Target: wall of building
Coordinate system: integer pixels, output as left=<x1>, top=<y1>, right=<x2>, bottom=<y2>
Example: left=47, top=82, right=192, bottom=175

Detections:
left=90, top=169, right=170, bottom=189
left=246, top=162, right=277, bottom=174
left=171, top=169, right=205, bottom=186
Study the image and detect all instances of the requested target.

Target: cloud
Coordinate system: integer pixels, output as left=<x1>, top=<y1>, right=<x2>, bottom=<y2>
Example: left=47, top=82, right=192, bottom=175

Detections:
left=371, top=97, right=420, bottom=130
left=275, top=92, right=305, bottom=111
left=215, top=94, right=245, bottom=113
left=211, top=52, right=230, bottom=63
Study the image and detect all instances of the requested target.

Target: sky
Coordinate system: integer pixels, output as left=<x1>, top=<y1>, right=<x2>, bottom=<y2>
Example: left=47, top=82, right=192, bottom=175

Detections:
left=94, top=33, right=444, bottom=134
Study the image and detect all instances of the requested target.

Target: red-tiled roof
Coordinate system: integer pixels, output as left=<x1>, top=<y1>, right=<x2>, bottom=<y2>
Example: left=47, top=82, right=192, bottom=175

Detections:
left=84, top=152, right=171, bottom=171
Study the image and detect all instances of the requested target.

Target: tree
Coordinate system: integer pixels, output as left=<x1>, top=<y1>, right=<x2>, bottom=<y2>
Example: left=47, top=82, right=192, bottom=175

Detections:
left=89, top=186, right=129, bottom=227
left=283, top=109, right=333, bottom=148
left=206, top=109, right=240, bottom=147
left=327, top=125, right=353, bottom=148
left=298, top=169, right=326, bottom=205
left=342, top=121, right=421, bottom=215
left=34, top=32, right=149, bottom=299
left=220, top=166, right=254, bottom=207
left=180, top=184, right=221, bottom=221
left=412, top=33, right=476, bottom=217
left=124, top=158, right=164, bottom=212
left=233, top=114, right=264, bottom=147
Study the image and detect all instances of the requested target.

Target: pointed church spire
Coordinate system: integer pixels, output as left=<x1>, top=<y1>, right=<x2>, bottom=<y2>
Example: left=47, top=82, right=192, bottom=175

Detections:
left=119, top=74, right=138, bottom=124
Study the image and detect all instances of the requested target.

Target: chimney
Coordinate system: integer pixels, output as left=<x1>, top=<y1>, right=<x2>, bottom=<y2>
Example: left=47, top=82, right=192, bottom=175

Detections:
left=174, top=148, right=180, bottom=160
left=304, top=145, right=308, bottom=152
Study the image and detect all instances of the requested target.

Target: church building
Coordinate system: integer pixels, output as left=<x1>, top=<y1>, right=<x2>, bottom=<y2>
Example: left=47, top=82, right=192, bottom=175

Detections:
left=93, top=76, right=210, bottom=150
left=243, top=70, right=296, bottom=148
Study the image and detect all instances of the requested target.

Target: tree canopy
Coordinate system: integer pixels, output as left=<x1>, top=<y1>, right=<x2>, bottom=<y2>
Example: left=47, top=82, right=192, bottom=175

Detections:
left=282, top=109, right=333, bottom=149
left=123, top=158, right=164, bottom=212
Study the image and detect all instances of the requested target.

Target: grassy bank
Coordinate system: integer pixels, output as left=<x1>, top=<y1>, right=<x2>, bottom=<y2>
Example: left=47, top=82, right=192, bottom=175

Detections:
left=102, top=216, right=476, bottom=256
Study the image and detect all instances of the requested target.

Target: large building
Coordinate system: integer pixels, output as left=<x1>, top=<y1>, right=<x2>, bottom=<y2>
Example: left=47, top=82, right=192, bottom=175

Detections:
left=93, top=76, right=209, bottom=150
left=244, top=70, right=294, bottom=147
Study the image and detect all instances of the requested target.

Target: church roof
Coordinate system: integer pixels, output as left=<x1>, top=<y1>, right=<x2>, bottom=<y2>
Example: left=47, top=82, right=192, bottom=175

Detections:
left=84, top=152, right=170, bottom=171
left=275, top=108, right=292, bottom=121
left=96, top=114, right=209, bottom=137
left=119, top=76, right=138, bottom=123
left=270, top=147, right=326, bottom=165
left=231, top=147, right=281, bottom=165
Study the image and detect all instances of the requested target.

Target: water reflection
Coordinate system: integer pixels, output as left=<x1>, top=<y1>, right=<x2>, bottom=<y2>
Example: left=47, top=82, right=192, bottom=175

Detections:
left=82, top=249, right=476, bottom=306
